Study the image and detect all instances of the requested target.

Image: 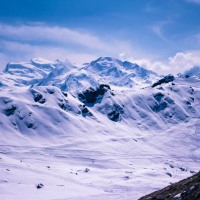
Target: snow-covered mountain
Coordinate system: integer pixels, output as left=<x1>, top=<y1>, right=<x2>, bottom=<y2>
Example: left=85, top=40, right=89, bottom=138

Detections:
left=0, top=57, right=200, bottom=200
left=1, top=58, right=55, bottom=86
left=0, top=57, right=159, bottom=90
left=83, top=57, right=158, bottom=87
left=179, top=66, right=200, bottom=79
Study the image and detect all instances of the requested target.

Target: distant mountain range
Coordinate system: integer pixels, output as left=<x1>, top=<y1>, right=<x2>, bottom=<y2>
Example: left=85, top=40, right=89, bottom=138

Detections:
left=0, top=57, right=159, bottom=89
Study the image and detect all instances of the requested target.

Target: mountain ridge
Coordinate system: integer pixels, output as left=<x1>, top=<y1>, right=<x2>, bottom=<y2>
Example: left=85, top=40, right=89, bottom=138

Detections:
left=0, top=57, right=160, bottom=90
left=0, top=57, right=200, bottom=200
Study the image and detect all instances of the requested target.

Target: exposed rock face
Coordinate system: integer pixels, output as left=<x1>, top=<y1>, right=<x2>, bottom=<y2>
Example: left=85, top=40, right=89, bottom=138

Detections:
left=153, top=92, right=164, bottom=102
left=151, top=101, right=168, bottom=113
left=36, top=183, right=44, bottom=189
left=107, top=104, right=124, bottom=122
left=139, top=171, right=200, bottom=200
left=78, top=84, right=110, bottom=105
left=30, top=89, right=46, bottom=104
left=152, top=75, right=175, bottom=88
left=80, top=105, right=93, bottom=117
left=4, top=105, right=17, bottom=116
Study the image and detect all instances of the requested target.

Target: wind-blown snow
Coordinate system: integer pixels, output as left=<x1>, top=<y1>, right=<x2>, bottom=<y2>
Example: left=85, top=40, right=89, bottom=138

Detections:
left=0, top=57, right=200, bottom=200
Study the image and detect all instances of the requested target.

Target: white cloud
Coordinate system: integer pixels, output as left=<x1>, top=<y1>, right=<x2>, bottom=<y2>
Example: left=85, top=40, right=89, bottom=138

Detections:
left=0, top=23, right=136, bottom=55
left=169, top=51, right=200, bottom=70
left=151, top=25, right=168, bottom=41
left=0, top=22, right=200, bottom=75
left=186, top=0, right=200, bottom=4
left=124, top=51, right=200, bottom=75
left=0, top=23, right=112, bottom=52
left=0, top=40, right=98, bottom=67
left=0, top=22, right=139, bottom=69
left=0, top=22, right=138, bottom=70
left=150, top=20, right=173, bottom=42
left=119, top=52, right=126, bottom=60
left=127, top=57, right=168, bottom=73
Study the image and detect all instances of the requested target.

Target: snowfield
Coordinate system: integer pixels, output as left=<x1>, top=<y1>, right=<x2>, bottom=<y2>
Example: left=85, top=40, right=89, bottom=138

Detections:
left=0, top=57, right=200, bottom=200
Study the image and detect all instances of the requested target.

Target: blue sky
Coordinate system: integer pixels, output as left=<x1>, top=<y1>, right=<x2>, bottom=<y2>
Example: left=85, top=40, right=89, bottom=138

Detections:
left=0, top=0, right=200, bottom=73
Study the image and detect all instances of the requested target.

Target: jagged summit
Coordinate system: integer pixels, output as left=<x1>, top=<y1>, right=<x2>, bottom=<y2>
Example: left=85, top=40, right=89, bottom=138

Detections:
left=38, top=59, right=76, bottom=87
left=86, top=56, right=157, bottom=77
left=1, top=57, right=200, bottom=91
left=0, top=57, right=160, bottom=89
left=83, top=56, right=159, bottom=88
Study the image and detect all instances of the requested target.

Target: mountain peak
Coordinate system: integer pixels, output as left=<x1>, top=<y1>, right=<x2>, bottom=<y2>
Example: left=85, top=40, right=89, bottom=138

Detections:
left=31, top=57, right=54, bottom=65
left=1, top=57, right=159, bottom=89
left=179, top=66, right=200, bottom=79
left=89, top=56, right=122, bottom=68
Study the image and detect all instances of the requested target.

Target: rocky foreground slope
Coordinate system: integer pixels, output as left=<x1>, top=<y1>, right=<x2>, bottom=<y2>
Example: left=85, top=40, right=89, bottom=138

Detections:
left=139, top=171, right=200, bottom=200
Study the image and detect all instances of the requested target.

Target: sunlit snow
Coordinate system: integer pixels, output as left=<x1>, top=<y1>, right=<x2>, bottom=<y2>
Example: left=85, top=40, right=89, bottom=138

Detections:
left=0, top=57, right=200, bottom=200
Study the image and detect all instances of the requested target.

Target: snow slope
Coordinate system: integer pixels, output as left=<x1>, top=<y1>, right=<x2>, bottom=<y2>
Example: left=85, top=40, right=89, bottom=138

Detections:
left=179, top=66, right=200, bottom=79
left=0, top=58, right=200, bottom=200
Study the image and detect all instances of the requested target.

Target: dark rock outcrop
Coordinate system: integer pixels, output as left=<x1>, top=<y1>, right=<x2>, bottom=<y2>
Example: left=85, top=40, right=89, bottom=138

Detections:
left=153, top=92, right=164, bottom=102
left=58, top=99, right=73, bottom=112
left=139, top=171, right=200, bottom=200
left=4, top=105, right=17, bottom=116
left=107, top=104, right=124, bottom=122
left=151, top=101, right=168, bottom=113
left=152, top=75, right=175, bottom=88
left=108, top=110, right=120, bottom=121
left=80, top=105, right=93, bottom=117
left=78, top=84, right=110, bottom=105
left=30, top=89, right=46, bottom=104
left=36, top=183, right=44, bottom=189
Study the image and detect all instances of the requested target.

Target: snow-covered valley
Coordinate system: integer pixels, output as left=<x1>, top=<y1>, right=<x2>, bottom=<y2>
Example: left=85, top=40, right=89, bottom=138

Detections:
left=0, top=57, right=200, bottom=200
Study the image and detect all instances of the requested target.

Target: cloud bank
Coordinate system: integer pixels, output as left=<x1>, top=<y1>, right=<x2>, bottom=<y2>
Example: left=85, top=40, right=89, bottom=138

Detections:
left=122, top=51, right=200, bottom=75
left=186, top=0, right=200, bottom=5
left=0, top=23, right=135, bottom=68
left=0, top=22, right=200, bottom=75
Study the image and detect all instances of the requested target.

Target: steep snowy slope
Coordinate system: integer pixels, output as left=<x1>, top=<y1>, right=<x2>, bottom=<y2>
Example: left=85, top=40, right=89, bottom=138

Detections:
left=0, top=58, right=200, bottom=200
left=1, top=77, right=199, bottom=138
left=38, top=60, right=76, bottom=87
left=40, top=67, right=99, bottom=94
left=0, top=75, right=200, bottom=199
